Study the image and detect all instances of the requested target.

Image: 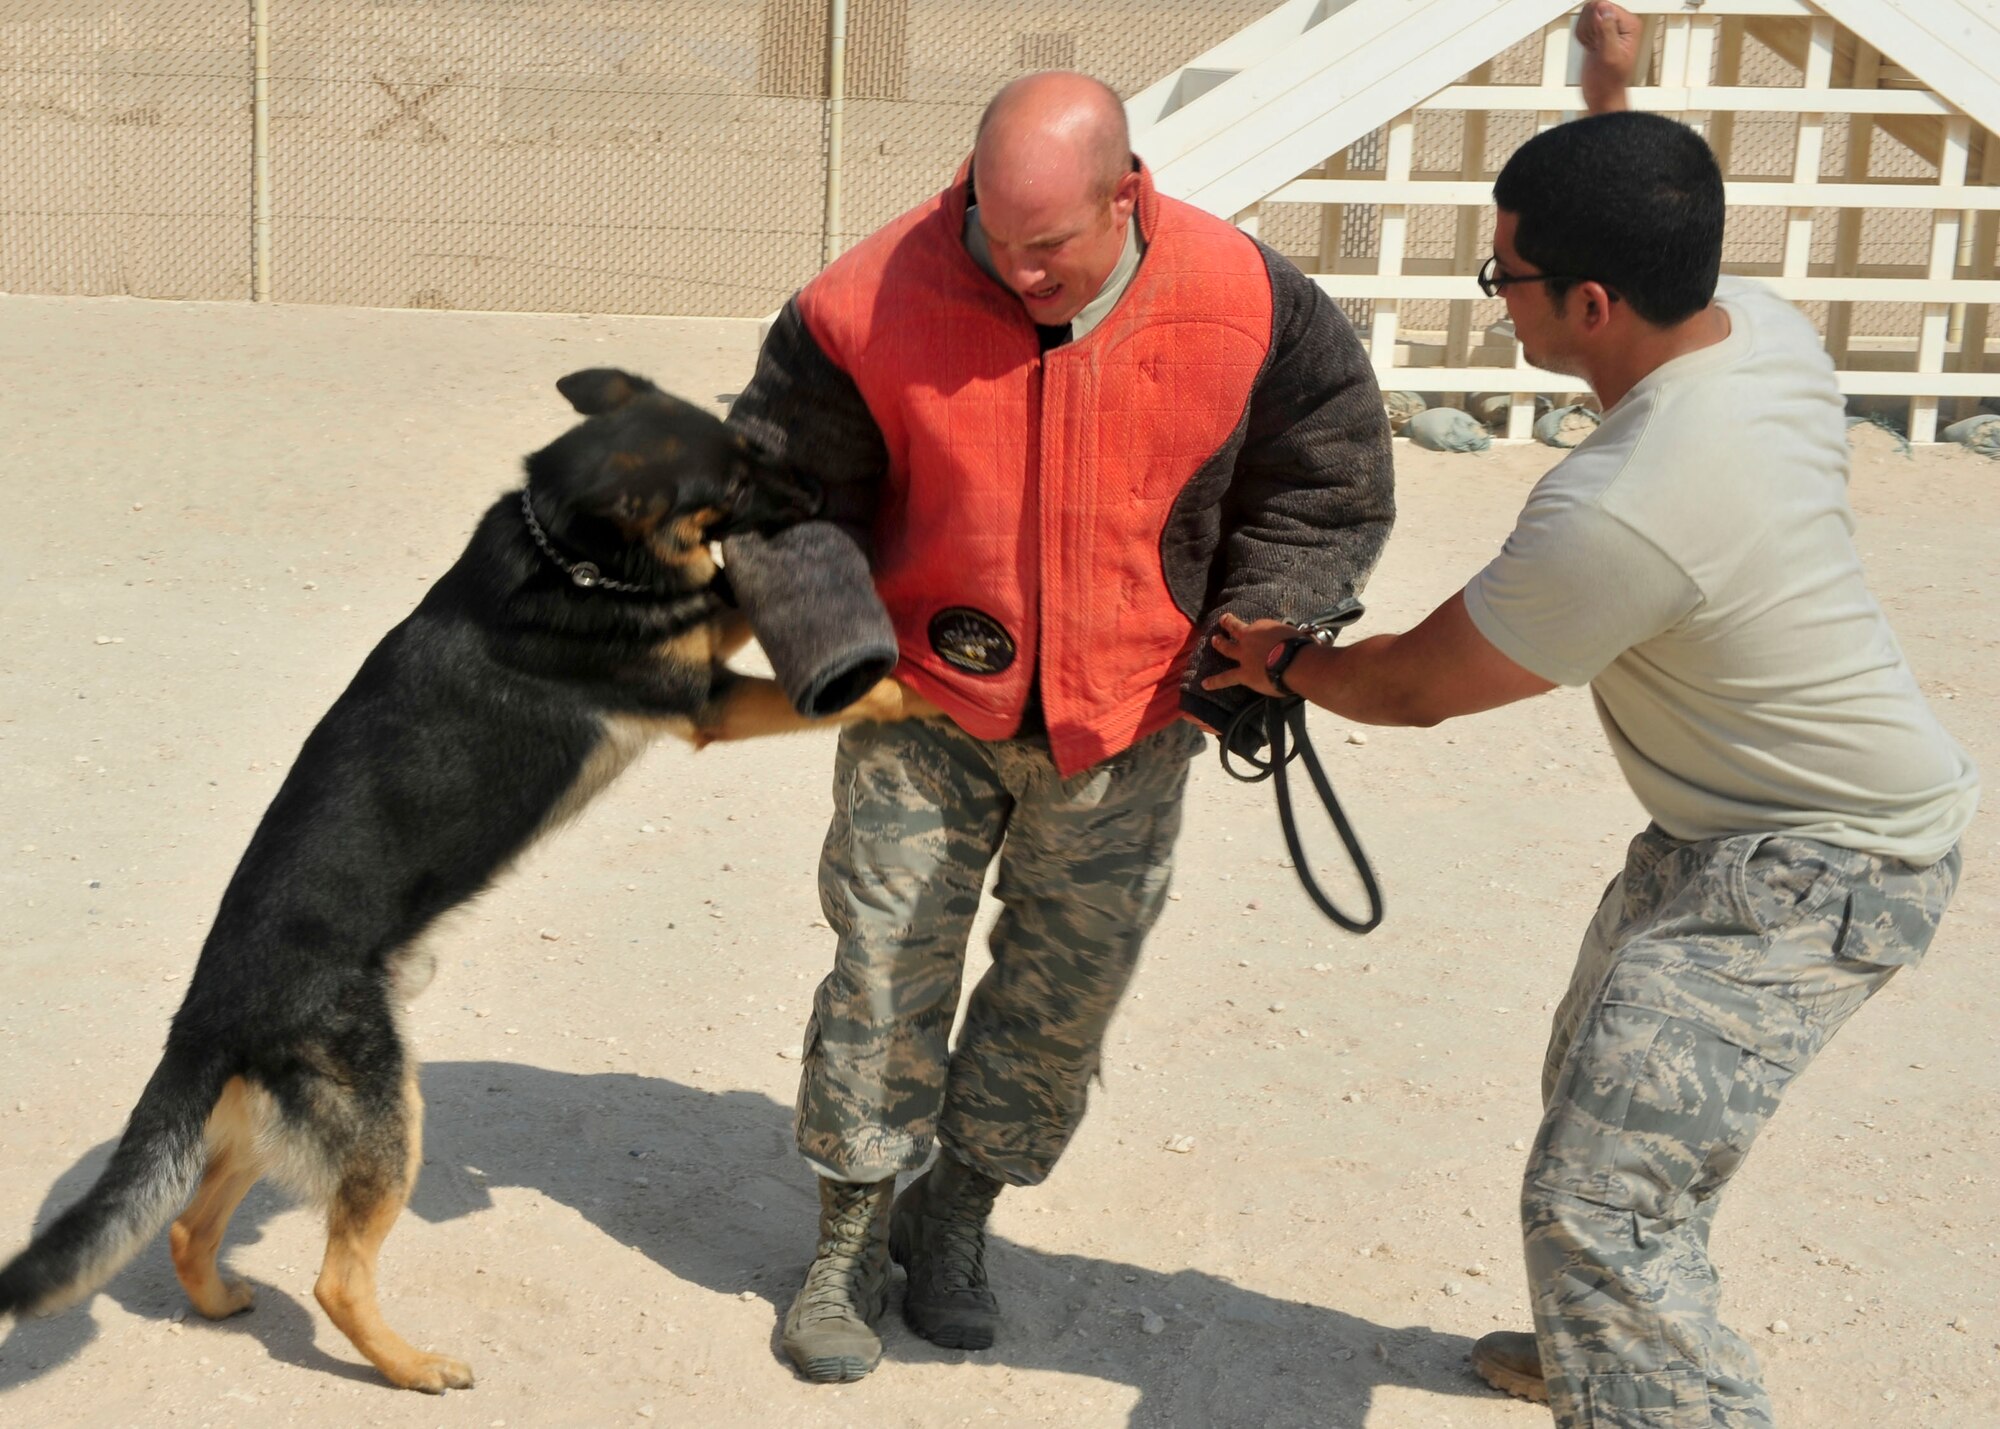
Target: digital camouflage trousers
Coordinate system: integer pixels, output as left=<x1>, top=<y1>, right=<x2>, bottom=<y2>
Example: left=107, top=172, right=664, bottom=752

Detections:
left=1524, top=825, right=1961, bottom=1427
left=796, top=716, right=1204, bottom=1187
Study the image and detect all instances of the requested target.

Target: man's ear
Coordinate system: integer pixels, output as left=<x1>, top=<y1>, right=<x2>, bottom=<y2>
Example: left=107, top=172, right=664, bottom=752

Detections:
left=1110, top=166, right=1142, bottom=221
left=555, top=368, right=660, bottom=416
left=1577, top=281, right=1619, bottom=332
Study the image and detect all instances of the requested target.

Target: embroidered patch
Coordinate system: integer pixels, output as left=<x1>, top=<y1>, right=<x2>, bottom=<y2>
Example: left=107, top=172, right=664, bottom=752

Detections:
left=928, top=607, right=1016, bottom=674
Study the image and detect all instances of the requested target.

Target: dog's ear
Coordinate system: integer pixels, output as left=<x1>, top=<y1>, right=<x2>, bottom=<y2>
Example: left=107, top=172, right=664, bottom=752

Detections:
left=555, top=368, right=660, bottom=416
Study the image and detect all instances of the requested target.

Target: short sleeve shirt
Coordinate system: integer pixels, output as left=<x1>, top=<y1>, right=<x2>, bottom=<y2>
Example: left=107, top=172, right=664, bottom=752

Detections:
left=1464, top=279, right=1978, bottom=863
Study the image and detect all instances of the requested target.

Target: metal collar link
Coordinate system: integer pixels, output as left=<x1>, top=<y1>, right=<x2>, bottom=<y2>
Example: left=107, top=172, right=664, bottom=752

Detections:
left=518, top=487, right=666, bottom=594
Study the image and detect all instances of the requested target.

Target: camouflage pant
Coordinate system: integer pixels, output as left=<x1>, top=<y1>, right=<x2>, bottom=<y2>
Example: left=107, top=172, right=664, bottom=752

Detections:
left=796, top=716, right=1203, bottom=1186
left=1524, top=826, right=1961, bottom=1428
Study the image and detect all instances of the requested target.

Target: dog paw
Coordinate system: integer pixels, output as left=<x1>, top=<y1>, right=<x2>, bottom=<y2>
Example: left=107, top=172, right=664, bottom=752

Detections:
left=202, top=1278, right=257, bottom=1319
left=392, top=1352, right=475, bottom=1393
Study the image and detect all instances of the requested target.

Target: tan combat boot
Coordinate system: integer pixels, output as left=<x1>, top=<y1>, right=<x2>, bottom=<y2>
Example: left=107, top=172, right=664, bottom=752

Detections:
left=888, top=1153, right=1003, bottom=1349
left=1471, top=1330, right=1550, bottom=1403
left=782, top=1176, right=894, bottom=1382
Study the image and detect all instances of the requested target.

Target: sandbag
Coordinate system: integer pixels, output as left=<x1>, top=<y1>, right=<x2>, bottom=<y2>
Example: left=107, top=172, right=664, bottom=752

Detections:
left=1942, top=414, right=2000, bottom=458
left=1383, top=390, right=1427, bottom=434
left=1845, top=415, right=1912, bottom=458
left=1405, top=406, right=1491, bottom=453
left=1534, top=404, right=1602, bottom=449
left=1467, top=392, right=1551, bottom=431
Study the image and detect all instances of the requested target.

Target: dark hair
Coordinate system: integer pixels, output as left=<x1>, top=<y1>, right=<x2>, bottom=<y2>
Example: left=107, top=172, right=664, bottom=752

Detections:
left=1493, top=111, right=1724, bottom=326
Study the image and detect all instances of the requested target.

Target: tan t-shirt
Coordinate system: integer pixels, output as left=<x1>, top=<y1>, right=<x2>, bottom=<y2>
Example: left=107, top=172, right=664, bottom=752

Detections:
left=1464, top=277, right=1978, bottom=864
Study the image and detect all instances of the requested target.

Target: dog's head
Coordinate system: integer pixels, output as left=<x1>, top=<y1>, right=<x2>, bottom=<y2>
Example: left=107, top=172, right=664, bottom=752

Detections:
left=526, top=369, right=821, bottom=571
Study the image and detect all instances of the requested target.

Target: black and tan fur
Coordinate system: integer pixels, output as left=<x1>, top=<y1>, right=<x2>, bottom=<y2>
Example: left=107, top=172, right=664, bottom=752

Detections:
left=0, top=368, right=930, bottom=1392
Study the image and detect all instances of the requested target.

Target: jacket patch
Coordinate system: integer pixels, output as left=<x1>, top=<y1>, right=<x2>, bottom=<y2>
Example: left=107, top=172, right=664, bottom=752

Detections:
left=929, top=607, right=1016, bottom=674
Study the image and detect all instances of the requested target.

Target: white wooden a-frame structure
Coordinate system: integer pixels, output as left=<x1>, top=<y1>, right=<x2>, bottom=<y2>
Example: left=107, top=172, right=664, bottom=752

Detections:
left=1128, top=0, right=2000, bottom=441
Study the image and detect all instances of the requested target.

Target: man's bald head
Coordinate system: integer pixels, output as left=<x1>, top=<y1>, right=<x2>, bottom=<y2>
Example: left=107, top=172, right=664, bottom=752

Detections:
left=969, top=71, right=1142, bottom=328
left=975, top=71, right=1132, bottom=202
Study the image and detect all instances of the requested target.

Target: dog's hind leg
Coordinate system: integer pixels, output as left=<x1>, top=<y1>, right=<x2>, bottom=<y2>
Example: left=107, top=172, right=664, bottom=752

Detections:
left=168, top=1077, right=263, bottom=1318
left=312, top=1069, right=473, bottom=1393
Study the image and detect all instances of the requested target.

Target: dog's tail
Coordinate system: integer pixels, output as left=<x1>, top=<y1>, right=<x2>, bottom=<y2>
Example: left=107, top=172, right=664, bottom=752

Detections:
left=0, top=1041, right=230, bottom=1319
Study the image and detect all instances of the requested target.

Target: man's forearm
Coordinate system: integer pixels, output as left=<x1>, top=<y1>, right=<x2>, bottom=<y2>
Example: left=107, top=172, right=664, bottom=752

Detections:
left=1208, top=592, right=1558, bottom=726
left=1577, top=2, right=1640, bottom=115
left=1278, top=631, right=1455, bottom=728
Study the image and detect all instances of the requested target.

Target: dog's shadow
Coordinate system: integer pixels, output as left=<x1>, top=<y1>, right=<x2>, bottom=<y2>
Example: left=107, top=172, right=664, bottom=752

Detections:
left=1, top=1062, right=1494, bottom=1424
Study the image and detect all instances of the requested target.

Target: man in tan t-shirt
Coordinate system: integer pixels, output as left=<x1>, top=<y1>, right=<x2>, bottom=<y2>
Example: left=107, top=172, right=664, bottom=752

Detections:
left=1206, top=7, right=1976, bottom=1426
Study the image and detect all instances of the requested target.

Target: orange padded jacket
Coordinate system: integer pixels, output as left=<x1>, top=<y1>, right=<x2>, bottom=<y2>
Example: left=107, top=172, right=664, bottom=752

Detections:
left=728, top=162, right=1394, bottom=776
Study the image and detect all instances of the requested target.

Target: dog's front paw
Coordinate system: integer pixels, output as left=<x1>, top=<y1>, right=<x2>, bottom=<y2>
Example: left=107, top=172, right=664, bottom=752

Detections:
left=390, top=1351, right=476, bottom=1393
left=191, top=1277, right=257, bottom=1319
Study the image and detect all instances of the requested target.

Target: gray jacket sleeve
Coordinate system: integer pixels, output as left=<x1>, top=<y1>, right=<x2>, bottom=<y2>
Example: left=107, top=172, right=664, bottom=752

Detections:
left=721, top=298, right=900, bottom=718
left=1178, top=245, right=1395, bottom=735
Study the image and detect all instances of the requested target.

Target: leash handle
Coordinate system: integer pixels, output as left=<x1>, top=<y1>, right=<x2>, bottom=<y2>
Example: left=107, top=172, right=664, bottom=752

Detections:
left=1217, top=694, right=1384, bottom=935
left=1269, top=700, right=1383, bottom=934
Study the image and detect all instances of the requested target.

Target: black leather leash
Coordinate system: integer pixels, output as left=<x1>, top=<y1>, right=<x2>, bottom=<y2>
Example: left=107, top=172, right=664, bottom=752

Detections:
left=1214, top=607, right=1384, bottom=934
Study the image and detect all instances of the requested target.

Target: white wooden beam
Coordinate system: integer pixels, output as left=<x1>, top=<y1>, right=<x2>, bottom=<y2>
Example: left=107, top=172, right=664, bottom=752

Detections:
left=1372, top=368, right=1997, bottom=397
left=1420, top=86, right=1961, bottom=116
left=1445, top=63, right=1491, bottom=371
left=1148, top=0, right=1580, bottom=224
left=1124, top=0, right=1331, bottom=126
left=1912, top=117, right=1974, bottom=442
left=1784, top=20, right=1837, bottom=280
left=1825, top=38, right=1881, bottom=368
left=1313, top=275, right=2000, bottom=302
left=1956, top=131, right=2000, bottom=410
left=1369, top=110, right=1415, bottom=375
left=1270, top=180, right=2000, bottom=211
left=1709, top=19, right=1746, bottom=176
left=1616, top=0, right=1814, bottom=17
left=1812, top=0, right=2000, bottom=148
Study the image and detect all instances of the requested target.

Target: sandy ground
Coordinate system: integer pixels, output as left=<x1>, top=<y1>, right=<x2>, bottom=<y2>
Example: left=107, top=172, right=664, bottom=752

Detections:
left=0, top=294, right=1993, bottom=1429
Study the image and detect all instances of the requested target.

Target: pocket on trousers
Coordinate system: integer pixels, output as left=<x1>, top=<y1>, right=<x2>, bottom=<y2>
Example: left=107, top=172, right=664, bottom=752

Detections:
left=1584, top=1368, right=1708, bottom=1427
left=1730, top=834, right=1854, bottom=937
left=1539, top=1000, right=1741, bottom=1223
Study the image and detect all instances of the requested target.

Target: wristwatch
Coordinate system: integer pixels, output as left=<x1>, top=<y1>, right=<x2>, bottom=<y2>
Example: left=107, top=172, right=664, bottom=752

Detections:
left=1264, top=598, right=1364, bottom=697
left=1264, top=633, right=1318, bottom=697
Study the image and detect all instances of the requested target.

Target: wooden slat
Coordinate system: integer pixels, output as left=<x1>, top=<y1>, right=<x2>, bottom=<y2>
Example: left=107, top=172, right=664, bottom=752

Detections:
left=1957, top=132, right=2000, bottom=400
left=1683, top=14, right=1720, bottom=139
left=1421, top=85, right=1959, bottom=116
left=1912, top=118, right=1974, bottom=441
left=1709, top=19, right=1746, bottom=175
left=1371, top=367, right=1997, bottom=398
left=1826, top=38, right=1882, bottom=367
left=1271, top=179, right=2000, bottom=210
left=1314, top=275, right=2000, bottom=301
left=1617, top=0, right=1813, bottom=13
left=1784, top=21, right=1837, bottom=280
left=1369, top=110, right=1415, bottom=370
left=1444, top=64, right=1491, bottom=370
left=1510, top=18, right=1571, bottom=439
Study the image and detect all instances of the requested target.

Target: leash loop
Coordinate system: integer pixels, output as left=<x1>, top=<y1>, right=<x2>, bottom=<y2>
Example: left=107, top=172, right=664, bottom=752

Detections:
left=1217, top=671, right=1384, bottom=934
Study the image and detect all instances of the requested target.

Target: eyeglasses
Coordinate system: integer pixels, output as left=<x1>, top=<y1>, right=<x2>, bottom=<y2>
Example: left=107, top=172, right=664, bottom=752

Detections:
left=1477, top=255, right=1608, bottom=300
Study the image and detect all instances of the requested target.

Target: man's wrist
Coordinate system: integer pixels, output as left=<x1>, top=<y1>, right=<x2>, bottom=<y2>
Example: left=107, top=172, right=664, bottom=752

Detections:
left=1264, top=634, right=1315, bottom=697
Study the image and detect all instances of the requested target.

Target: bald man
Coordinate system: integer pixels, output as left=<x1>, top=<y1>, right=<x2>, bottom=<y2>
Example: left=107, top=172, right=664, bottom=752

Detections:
left=723, top=71, right=1393, bottom=1382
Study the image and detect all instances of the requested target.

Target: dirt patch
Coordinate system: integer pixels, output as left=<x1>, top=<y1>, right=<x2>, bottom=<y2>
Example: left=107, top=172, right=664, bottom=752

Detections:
left=1, top=296, right=1993, bottom=1427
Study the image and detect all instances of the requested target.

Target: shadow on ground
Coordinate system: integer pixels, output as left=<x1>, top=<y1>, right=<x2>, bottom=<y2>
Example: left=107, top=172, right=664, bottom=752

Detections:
left=1, top=1061, right=1498, bottom=1425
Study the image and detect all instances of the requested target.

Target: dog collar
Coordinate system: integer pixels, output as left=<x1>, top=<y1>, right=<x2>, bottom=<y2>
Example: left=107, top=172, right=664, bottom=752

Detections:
left=519, top=488, right=690, bottom=596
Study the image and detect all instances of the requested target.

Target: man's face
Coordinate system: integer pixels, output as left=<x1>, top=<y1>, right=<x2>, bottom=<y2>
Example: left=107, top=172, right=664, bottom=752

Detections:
left=977, top=167, right=1139, bottom=328
left=1492, top=211, right=1584, bottom=379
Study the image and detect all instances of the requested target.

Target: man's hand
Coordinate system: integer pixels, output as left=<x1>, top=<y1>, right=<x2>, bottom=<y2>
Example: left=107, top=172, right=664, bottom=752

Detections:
left=1575, top=2, right=1642, bottom=114
left=1204, top=613, right=1298, bottom=699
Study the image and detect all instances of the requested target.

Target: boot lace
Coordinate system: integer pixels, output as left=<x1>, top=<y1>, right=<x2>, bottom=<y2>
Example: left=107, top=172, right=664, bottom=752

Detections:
left=798, top=1185, right=880, bottom=1323
left=927, top=1175, right=998, bottom=1293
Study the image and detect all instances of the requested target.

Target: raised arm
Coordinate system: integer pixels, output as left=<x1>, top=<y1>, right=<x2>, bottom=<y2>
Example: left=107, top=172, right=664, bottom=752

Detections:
left=1575, top=2, right=1643, bottom=115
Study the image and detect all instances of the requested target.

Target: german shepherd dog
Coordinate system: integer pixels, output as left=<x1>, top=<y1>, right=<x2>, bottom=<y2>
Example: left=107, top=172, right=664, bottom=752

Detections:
left=0, top=368, right=928, bottom=1391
